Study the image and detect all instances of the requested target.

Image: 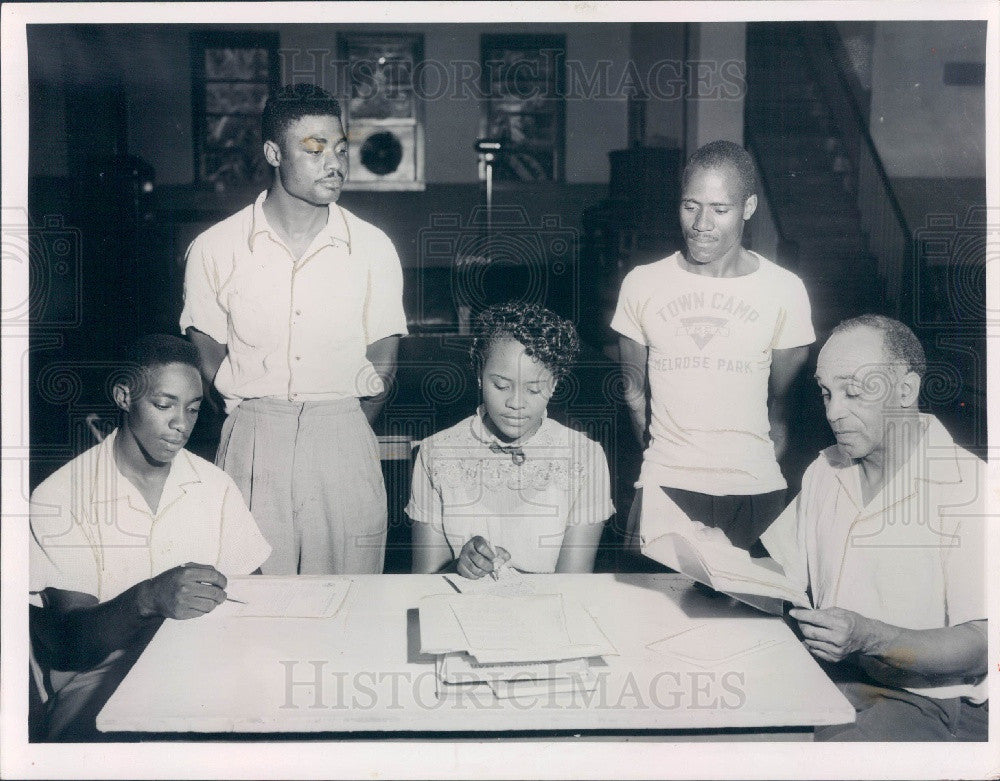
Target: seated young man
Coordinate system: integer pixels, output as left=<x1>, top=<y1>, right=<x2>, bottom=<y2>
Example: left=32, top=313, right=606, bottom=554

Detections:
left=29, top=335, right=271, bottom=741
left=762, top=316, right=987, bottom=741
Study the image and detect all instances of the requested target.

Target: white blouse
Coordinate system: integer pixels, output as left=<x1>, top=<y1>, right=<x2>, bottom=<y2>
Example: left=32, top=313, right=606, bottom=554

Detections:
left=406, top=409, right=614, bottom=573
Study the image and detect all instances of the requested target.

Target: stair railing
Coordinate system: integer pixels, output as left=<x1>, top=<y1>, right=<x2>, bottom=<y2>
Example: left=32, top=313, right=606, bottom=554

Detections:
left=796, top=23, right=913, bottom=320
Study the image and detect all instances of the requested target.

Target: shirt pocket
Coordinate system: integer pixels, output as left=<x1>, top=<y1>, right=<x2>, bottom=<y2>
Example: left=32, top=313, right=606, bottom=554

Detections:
left=222, top=270, right=287, bottom=349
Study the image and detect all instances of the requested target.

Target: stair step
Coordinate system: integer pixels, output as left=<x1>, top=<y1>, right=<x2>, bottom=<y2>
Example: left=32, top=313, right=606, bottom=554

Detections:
left=783, top=224, right=863, bottom=241
left=794, top=236, right=867, bottom=255
left=752, top=133, right=844, bottom=154
left=755, top=148, right=838, bottom=173
left=748, top=96, right=827, bottom=116
left=767, top=83, right=820, bottom=102
left=797, top=250, right=877, bottom=268
left=748, top=64, right=814, bottom=83
left=747, top=113, right=835, bottom=135
left=768, top=171, right=850, bottom=191
left=747, top=105, right=831, bottom=127
left=780, top=201, right=860, bottom=218
left=799, top=269, right=879, bottom=286
left=769, top=190, right=852, bottom=208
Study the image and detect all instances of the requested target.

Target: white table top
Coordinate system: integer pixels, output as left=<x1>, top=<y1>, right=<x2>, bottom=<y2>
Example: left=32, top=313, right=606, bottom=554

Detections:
left=98, top=573, right=855, bottom=734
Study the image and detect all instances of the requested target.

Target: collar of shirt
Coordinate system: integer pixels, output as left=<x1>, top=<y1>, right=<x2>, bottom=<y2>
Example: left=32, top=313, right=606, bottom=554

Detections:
left=89, top=428, right=204, bottom=518
left=829, top=413, right=965, bottom=513
left=468, top=405, right=552, bottom=452
left=246, top=190, right=352, bottom=256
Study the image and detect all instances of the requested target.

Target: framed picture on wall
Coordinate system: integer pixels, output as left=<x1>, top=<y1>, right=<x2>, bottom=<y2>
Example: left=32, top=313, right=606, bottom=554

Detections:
left=190, top=31, right=280, bottom=191
left=337, top=32, right=425, bottom=190
left=481, top=34, right=566, bottom=182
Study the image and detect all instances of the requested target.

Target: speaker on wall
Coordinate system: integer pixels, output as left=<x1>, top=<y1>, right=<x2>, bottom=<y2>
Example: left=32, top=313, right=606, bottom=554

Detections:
left=337, top=32, right=426, bottom=192
left=344, top=118, right=425, bottom=191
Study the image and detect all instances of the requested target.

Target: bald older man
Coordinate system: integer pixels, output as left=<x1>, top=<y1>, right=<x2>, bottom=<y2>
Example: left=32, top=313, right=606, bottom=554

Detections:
left=762, top=315, right=987, bottom=741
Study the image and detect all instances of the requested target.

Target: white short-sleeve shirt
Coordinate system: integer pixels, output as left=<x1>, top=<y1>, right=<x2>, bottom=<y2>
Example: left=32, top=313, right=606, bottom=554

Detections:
left=180, top=192, right=409, bottom=414
left=761, top=414, right=987, bottom=702
left=611, top=251, right=814, bottom=495
left=406, top=410, right=614, bottom=573
left=30, top=429, right=272, bottom=602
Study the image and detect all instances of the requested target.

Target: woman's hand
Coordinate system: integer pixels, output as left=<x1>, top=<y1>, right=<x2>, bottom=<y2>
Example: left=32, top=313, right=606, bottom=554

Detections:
left=457, top=536, right=511, bottom=579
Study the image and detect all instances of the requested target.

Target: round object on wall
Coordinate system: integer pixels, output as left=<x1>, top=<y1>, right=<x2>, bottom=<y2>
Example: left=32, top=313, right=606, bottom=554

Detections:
left=360, top=131, right=404, bottom=176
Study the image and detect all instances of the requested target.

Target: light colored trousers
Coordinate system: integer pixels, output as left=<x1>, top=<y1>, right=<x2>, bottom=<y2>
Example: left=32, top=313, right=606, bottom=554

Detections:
left=217, top=397, right=387, bottom=574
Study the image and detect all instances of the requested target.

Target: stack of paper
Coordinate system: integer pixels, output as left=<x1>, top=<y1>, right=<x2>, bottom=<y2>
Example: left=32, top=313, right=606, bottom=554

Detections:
left=639, top=486, right=811, bottom=615
left=436, top=654, right=599, bottom=699
left=420, top=589, right=617, bottom=699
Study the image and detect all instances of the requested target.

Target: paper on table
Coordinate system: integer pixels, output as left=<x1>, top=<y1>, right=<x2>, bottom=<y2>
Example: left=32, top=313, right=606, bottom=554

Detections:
left=439, top=652, right=590, bottom=684
left=225, top=578, right=352, bottom=618
left=442, top=570, right=537, bottom=597
left=639, top=487, right=811, bottom=613
left=419, top=593, right=617, bottom=664
left=450, top=594, right=571, bottom=651
left=647, top=620, right=786, bottom=667
left=489, top=670, right=600, bottom=700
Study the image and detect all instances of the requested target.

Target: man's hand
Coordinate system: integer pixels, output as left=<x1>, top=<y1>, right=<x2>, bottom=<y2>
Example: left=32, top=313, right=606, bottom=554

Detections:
left=457, top=536, right=511, bottom=580
left=137, top=562, right=228, bottom=620
left=769, top=416, right=789, bottom=462
left=788, top=606, right=879, bottom=663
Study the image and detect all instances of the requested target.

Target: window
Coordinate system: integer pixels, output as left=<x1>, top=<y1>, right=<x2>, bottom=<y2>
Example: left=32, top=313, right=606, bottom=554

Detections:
left=481, top=34, right=566, bottom=183
left=191, top=31, right=280, bottom=190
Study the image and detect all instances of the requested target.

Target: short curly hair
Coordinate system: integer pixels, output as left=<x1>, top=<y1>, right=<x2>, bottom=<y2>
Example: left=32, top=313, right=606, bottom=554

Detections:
left=261, top=83, right=344, bottom=147
left=470, top=303, right=580, bottom=381
left=120, top=334, right=201, bottom=399
left=831, top=314, right=926, bottom=378
left=682, top=140, right=758, bottom=202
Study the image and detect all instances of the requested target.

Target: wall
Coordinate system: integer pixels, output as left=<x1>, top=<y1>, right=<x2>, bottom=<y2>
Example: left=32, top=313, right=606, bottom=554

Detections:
left=29, top=23, right=631, bottom=185
left=628, top=23, right=686, bottom=148
left=684, top=22, right=745, bottom=153
left=869, top=21, right=985, bottom=179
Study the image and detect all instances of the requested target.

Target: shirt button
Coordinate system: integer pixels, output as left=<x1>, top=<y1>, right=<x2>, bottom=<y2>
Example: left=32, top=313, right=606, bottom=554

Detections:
left=295, top=356, right=301, bottom=361
left=295, top=309, right=301, bottom=316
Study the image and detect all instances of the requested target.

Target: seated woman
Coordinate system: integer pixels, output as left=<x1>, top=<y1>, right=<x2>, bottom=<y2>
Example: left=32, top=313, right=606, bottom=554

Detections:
left=407, top=302, right=613, bottom=578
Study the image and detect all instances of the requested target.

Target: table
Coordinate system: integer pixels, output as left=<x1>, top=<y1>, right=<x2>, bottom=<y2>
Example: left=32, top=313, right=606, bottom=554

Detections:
left=97, top=574, right=854, bottom=738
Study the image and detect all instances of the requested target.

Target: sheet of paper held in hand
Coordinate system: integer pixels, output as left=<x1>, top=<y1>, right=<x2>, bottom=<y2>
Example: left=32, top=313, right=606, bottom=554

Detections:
left=224, top=577, right=353, bottom=619
left=639, top=486, right=811, bottom=615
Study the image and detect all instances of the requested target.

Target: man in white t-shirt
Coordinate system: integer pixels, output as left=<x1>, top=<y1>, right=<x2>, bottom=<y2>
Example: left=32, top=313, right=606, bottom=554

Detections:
left=181, top=84, right=408, bottom=575
left=761, top=316, right=986, bottom=741
left=612, top=140, right=814, bottom=550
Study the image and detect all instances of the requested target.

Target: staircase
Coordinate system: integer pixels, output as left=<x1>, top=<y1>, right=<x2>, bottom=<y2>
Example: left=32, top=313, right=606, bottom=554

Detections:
left=744, top=22, right=985, bottom=459
left=745, top=22, right=884, bottom=337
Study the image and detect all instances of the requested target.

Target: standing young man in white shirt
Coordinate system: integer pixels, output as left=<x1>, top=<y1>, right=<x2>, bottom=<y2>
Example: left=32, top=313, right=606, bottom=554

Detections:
left=612, top=140, right=814, bottom=551
left=181, top=84, right=408, bottom=575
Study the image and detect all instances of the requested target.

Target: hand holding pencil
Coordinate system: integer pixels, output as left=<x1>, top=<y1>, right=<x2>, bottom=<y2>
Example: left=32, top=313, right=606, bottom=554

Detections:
left=457, top=536, right=512, bottom=580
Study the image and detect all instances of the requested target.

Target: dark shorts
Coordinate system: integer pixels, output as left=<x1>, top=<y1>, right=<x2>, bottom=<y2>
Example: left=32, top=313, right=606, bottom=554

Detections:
left=660, top=485, right=786, bottom=550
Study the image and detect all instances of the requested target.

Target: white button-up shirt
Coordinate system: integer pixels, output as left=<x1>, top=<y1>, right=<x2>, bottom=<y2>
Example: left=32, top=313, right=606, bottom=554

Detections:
left=761, top=414, right=987, bottom=702
left=30, top=429, right=272, bottom=602
left=180, top=192, right=408, bottom=414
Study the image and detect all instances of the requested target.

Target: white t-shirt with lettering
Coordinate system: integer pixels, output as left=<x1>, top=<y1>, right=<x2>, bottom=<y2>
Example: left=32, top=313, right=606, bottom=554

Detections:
left=611, top=251, right=814, bottom=495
